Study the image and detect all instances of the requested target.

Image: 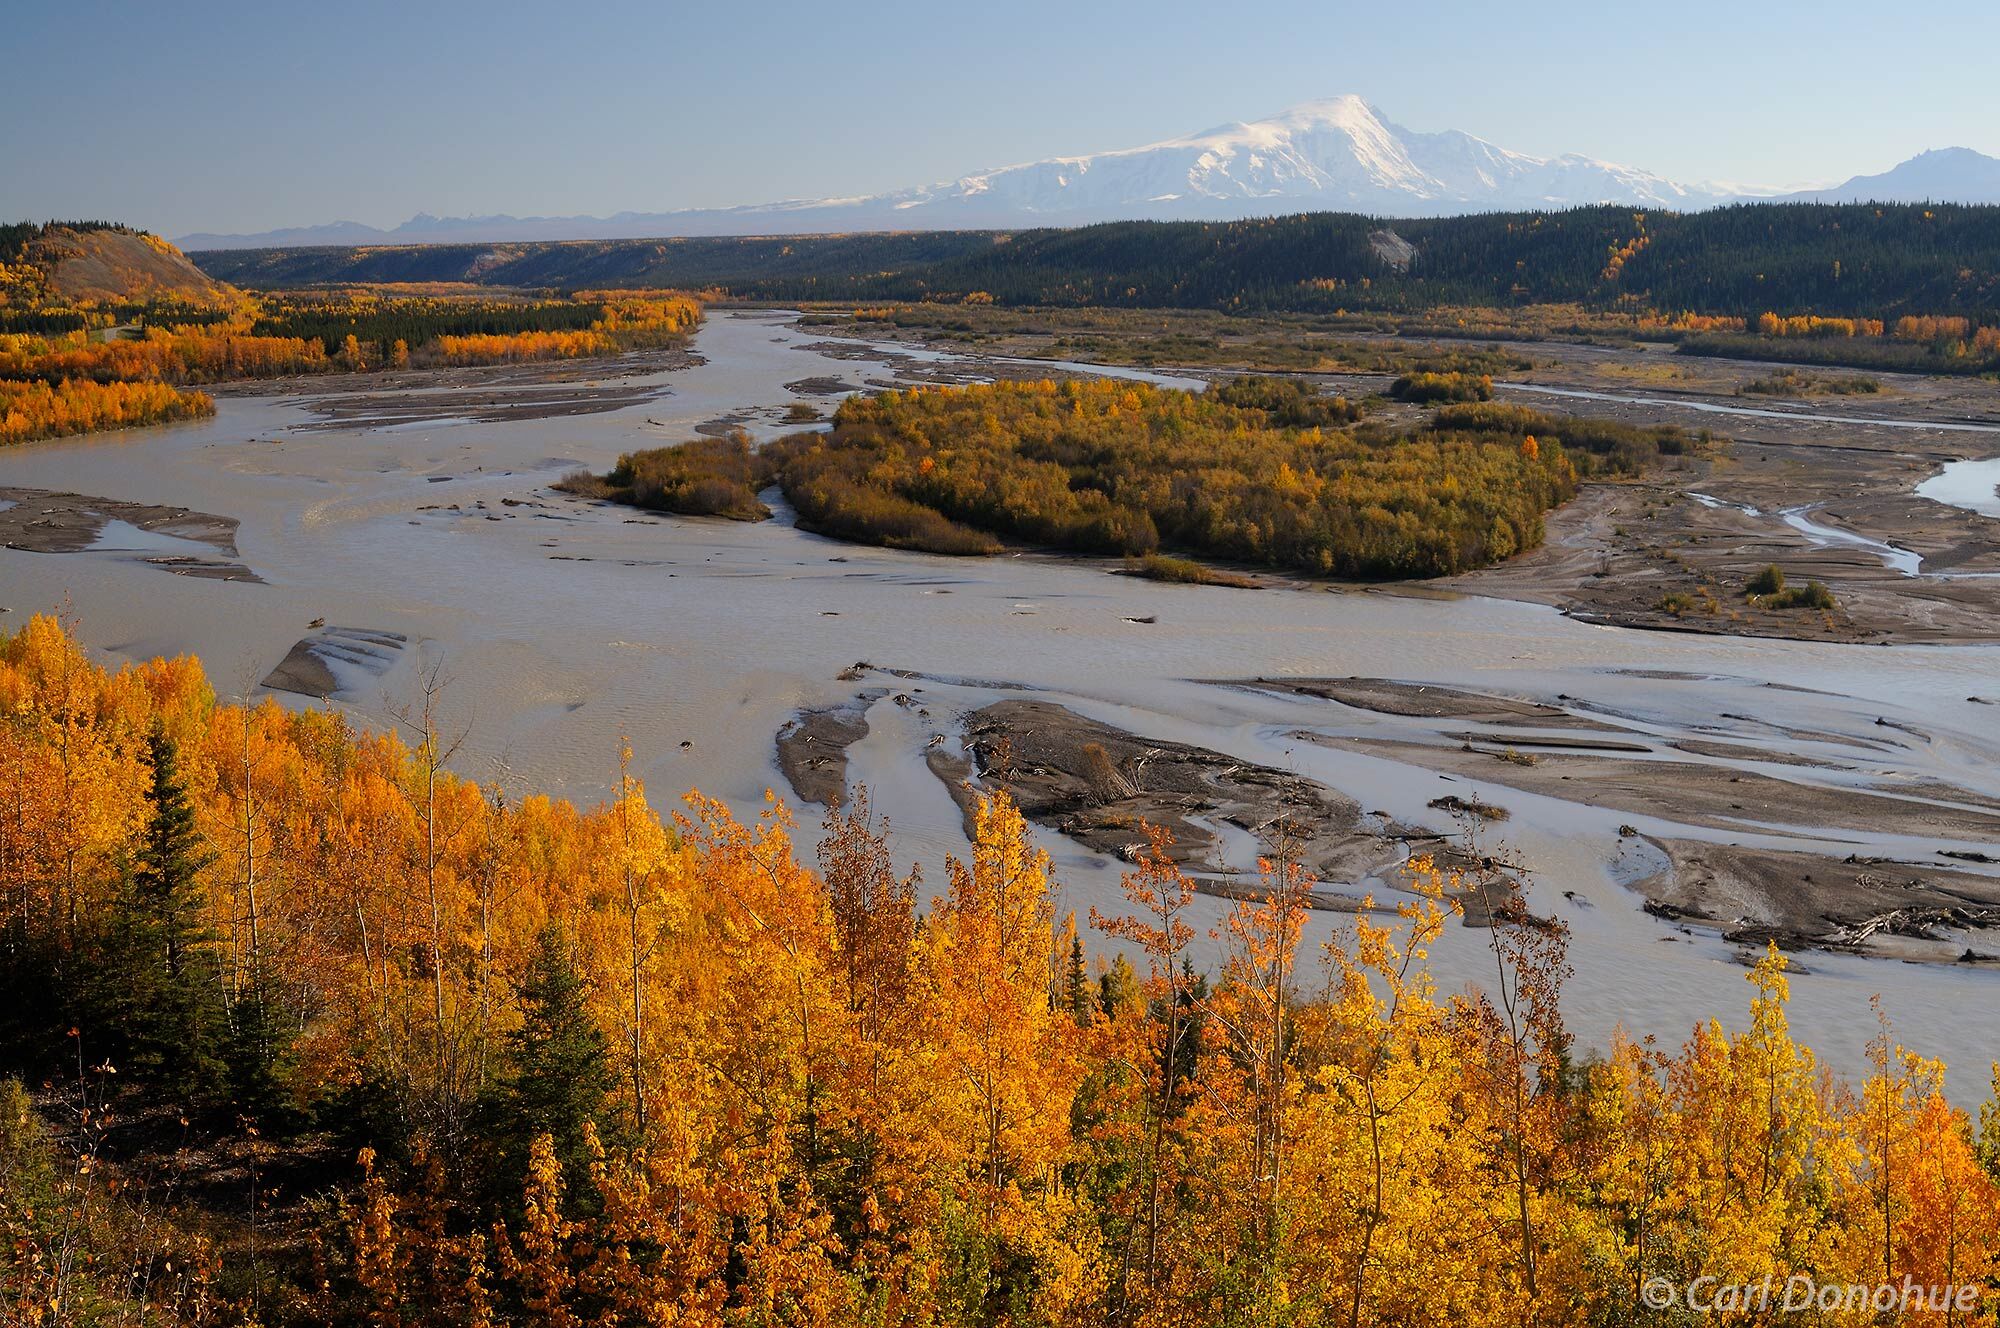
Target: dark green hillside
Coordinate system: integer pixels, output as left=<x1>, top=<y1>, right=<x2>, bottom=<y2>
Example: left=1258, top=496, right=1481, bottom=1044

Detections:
left=191, top=203, right=2000, bottom=323
left=195, top=231, right=999, bottom=292
left=904, top=204, right=2000, bottom=318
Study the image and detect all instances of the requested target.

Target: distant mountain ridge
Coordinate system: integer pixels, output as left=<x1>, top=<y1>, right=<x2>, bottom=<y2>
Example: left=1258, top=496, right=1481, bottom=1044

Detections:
left=1776, top=147, right=2000, bottom=205
left=174, top=97, right=2000, bottom=250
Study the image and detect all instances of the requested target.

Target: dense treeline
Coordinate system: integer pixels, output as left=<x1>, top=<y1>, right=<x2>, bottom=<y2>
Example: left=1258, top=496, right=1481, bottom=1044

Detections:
left=0, top=227, right=59, bottom=307
left=0, top=327, right=234, bottom=444
left=0, top=295, right=237, bottom=337
left=0, top=289, right=704, bottom=444
left=0, top=328, right=331, bottom=384
left=1665, top=310, right=2000, bottom=375
left=193, top=203, right=2000, bottom=324
left=1679, top=323, right=2000, bottom=376
left=2, top=220, right=707, bottom=444
left=0, top=293, right=705, bottom=383
left=241, top=290, right=706, bottom=363
left=0, top=220, right=139, bottom=260
left=193, top=231, right=997, bottom=293
left=0, top=307, right=102, bottom=335
left=251, top=293, right=605, bottom=355
left=0, top=377, right=215, bottom=444
left=0, top=618, right=1996, bottom=1326
left=589, top=379, right=1688, bottom=578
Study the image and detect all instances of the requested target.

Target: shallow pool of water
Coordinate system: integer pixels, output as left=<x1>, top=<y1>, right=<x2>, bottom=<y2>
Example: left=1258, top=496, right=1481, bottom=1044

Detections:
left=85, top=518, right=225, bottom=558
left=1780, top=507, right=1926, bottom=576
left=1917, top=456, right=2000, bottom=519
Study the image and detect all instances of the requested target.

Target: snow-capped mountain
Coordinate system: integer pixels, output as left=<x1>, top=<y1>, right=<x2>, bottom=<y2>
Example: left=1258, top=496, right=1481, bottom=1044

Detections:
left=859, top=96, right=1729, bottom=221
left=177, top=97, right=1993, bottom=250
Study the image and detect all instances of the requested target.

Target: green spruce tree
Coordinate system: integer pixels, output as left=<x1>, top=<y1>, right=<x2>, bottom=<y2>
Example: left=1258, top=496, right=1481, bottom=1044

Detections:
left=477, top=923, right=615, bottom=1208
left=227, top=970, right=298, bottom=1131
left=1064, top=933, right=1092, bottom=1026
left=96, top=723, right=227, bottom=1102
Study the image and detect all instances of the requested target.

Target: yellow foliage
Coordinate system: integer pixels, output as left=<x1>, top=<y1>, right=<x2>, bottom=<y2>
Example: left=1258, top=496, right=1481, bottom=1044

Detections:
left=0, top=619, right=1995, bottom=1326
left=0, top=376, right=214, bottom=445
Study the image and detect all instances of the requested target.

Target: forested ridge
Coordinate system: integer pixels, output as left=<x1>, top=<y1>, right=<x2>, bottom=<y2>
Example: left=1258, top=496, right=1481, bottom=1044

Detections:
left=192, top=232, right=997, bottom=299
left=192, top=203, right=2000, bottom=322
left=1, top=222, right=231, bottom=317
left=1, top=618, right=1997, bottom=1325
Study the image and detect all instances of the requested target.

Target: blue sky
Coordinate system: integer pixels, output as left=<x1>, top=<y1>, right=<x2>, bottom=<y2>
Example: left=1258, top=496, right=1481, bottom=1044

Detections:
left=7, top=0, right=1997, bottom=236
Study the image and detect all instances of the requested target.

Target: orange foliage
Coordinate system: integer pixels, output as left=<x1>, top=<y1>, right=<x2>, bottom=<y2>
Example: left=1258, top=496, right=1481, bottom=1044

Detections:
left=1600, top=222, right=1649, bottom=282
left=1893, top=314, right=1973, bottom=343
left=1755, top=311, right=1886, bottom=338
left=0, top=291, right=705, bottom=445
left=0, top=327, right=327, bottom=385
left=1641, top=311, right=1747, bottom=333
left=431, top=292, right=702, bottom=365
left=0, top=376, right=214, bottom=445
left=431, top=329, right=614, bottom=365
left=1, top=617, right=1997, bottom=1326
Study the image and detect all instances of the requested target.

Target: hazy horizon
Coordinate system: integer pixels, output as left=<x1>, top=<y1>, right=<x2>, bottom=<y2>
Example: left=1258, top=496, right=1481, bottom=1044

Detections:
left=8, top=0, right=1999, bottom=237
